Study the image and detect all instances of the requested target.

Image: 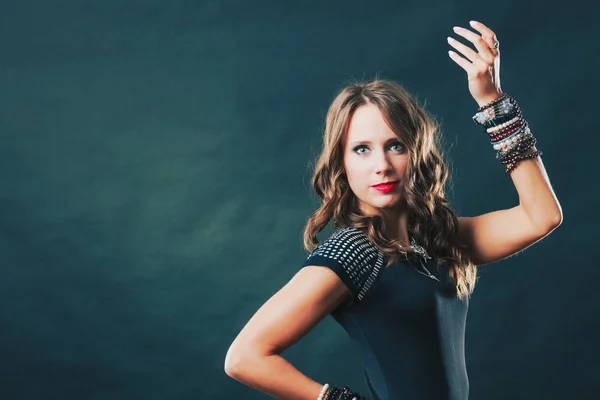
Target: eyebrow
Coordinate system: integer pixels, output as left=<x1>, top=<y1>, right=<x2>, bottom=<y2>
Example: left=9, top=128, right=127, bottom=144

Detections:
left=350, top=138, right=401, bottom=146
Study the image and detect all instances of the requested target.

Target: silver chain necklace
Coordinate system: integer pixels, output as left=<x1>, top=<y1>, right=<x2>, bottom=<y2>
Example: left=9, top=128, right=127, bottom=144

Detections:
left=399, top=238, right=440, bottom=282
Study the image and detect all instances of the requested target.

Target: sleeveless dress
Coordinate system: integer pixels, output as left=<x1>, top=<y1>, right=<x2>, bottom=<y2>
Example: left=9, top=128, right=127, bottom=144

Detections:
left=301, top=227, right=470, bottom=400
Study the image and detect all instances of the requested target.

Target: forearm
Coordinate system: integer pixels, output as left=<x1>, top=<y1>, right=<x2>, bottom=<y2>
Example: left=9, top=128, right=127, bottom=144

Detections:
left=226, top=353, right=327, bottom=400
left=510, top=146, right=563, bottom=231
left=473, top=93, right=563, bottom=232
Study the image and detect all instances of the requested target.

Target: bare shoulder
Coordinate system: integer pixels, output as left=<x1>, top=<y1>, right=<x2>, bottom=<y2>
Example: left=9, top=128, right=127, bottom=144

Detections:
left=226, top=265, right=352, bottom=362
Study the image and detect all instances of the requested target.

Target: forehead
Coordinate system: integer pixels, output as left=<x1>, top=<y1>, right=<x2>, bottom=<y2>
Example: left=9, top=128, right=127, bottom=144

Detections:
left=345, top=103, right=398, bottom=144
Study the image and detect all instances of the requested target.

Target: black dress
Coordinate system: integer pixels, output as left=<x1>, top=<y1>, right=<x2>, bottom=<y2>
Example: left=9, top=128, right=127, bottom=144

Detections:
left=301, top=227, right=469, bottom=400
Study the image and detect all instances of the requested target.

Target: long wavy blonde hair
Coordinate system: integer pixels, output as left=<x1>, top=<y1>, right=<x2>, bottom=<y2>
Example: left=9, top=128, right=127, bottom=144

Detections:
left=302, top=78, right=478, bottom=299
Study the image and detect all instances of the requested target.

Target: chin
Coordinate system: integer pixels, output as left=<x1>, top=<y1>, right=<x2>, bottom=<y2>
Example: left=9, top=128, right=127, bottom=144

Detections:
left=375, top=196, right=403, bottom=207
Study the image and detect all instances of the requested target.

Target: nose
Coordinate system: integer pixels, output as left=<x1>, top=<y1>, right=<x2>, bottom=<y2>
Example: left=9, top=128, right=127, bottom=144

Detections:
left=373, top=149, right=393, bottom=175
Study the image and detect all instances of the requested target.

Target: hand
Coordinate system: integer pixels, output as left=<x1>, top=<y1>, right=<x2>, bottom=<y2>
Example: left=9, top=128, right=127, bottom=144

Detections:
left=447, top=20, right=502, bottom=107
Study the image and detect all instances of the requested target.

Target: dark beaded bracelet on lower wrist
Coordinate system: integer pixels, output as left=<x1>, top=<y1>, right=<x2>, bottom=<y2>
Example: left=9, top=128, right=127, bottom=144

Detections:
left=477, top=92, right=509, bottom=112
left=325, top=385, right=368, bottom=400
left=504, top=149, right=543, bottom=173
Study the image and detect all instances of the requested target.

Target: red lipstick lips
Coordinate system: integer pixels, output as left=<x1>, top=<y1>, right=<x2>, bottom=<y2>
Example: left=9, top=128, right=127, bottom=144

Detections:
left=372, top=181, right=399, bottom=193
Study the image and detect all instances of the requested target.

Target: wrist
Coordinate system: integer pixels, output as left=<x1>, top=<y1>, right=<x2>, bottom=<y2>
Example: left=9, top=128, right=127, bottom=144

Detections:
left=476, top=92, right=504, bottom=108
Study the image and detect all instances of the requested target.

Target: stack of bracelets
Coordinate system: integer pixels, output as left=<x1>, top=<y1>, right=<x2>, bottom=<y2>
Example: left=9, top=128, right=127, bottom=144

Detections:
left=472, top=93, right=542, bottom=174
left=318, top=384, right=367, bottom=400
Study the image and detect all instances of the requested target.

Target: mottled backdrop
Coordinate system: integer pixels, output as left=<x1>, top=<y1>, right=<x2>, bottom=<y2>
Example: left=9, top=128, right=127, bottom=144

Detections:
left=1, top=0, right=598, bottom=399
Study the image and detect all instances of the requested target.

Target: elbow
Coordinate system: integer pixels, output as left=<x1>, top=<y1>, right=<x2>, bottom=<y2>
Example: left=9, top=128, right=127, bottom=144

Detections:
left=540, top=211, right=563, bottom=235
left=550, top=201, right=564, bottom=228
left=551, top=219, right=563, bottom=232
left=224, top=347, right=243, bottom=378
left=547, top=210, right=563, bottom=231
left=225, top=342, right=257, bottom=379
left=225, top=338, right=276, bottom=378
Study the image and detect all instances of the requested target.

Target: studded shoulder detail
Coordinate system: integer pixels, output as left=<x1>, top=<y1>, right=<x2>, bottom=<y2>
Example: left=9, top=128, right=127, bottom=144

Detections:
left=304, top=227, right=386, bottom=302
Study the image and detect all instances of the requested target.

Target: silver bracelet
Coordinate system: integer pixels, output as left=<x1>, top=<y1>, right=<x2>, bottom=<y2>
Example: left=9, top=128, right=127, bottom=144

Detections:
left=473, top=96, right=514, bottom=125
left=317, top=383, right=329, bottom=400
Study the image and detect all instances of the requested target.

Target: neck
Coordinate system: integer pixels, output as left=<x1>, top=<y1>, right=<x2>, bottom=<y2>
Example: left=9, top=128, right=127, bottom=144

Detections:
left=384, top=210, right=411, bottom=246
left=362, top=201, right=411, bottom=246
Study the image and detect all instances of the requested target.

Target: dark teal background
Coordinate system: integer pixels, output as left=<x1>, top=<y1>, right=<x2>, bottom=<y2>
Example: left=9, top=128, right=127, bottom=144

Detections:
left=1, top=1, right=598, bottom=399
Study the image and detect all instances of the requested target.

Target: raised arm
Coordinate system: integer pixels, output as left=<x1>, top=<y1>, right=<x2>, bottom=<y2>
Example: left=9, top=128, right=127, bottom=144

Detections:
left=224, top=265, right=353, bottom=400
left=448, top=21, right=562, bottom=265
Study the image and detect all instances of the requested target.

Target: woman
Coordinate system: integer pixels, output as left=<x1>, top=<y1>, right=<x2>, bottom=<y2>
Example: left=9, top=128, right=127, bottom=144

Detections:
left=224, top=20, right=562, bottom=400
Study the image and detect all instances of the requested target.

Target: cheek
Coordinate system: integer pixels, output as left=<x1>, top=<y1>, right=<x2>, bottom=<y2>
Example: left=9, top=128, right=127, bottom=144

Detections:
left=344, top=164, right=370, bottom=193
left=396, top=159, right=410, bottom=175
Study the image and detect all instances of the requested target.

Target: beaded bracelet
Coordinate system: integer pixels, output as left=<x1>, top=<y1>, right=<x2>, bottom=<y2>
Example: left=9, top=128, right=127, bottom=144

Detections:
left=486, top=115, right=522, bottom=132
left=498, top=132, right=541, bottom=174
left=492, top=127, right=532, bottom=152
left=497, top=134, right=537, bottom=163
left=324, top=385, right=367, bottom=400
left=503, top=148, right=543, bottom=174
left=476, top=92, right=510, bottom=112
left=325, top=386, right=340, bottom=399
left=473, top=96, right=515, bottom=125
left=482, top=112, right=520, bottom=128
left=480, top=95, right=521, bottom=126
left=496, top=134, right=542, bottom=173
left=489, top=123, right=524, bottom=141
left=318, top=384, right=330, bottom=400
left=490, top=122, right=528, bottom=144
left=487, top=110, right=524, bottom=135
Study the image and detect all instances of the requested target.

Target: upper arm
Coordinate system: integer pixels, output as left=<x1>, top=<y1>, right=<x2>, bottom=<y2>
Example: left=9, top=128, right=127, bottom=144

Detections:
left=457, top=205, right=558, bottom=266
left=225, top=227, right=380, bottom=374
left=225, top=265, right=352, bottom=369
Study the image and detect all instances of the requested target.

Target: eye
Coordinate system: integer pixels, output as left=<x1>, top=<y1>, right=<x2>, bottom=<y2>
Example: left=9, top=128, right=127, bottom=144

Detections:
left=353, top=145, right=368, bottom=154
left=390, top=141, right=406, bottom=152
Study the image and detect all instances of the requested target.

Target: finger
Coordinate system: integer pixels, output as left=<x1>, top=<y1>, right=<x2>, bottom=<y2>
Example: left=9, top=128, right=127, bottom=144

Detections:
left=447, top=36, right=487, bottom=67
left=469, top=21, right=497, bottom=41
left=448, top=50, right=477, bottom=74
left=468, top=20, right=499, bottom=49
left=452, top=26, right=496, bottom=61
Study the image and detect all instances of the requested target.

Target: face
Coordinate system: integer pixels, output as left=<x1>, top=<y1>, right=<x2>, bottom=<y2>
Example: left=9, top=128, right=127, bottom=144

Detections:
left=342, top=103, right=409, bottom=215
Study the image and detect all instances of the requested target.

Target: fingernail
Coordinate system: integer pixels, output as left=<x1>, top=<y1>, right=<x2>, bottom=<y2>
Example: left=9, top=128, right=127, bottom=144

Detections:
left=470, top=20, right=478, bottom=25
left=453, top=26, right=460, bottom=31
